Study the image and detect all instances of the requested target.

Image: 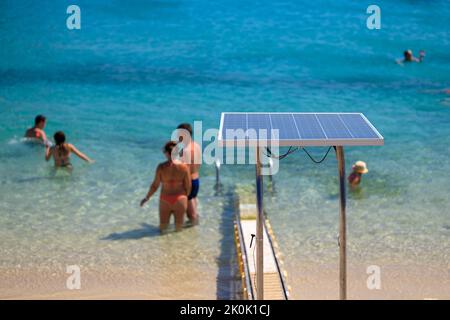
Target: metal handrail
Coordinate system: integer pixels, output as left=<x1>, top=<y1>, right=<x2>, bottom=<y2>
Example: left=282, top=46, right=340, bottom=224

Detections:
left=235, top=211, right=255, bottom=300
left=264, top=216, right=290, bottom=300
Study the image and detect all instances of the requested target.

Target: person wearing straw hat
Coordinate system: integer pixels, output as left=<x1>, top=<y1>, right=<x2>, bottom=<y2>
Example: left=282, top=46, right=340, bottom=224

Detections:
left=348, top=161, right=368, bottom=187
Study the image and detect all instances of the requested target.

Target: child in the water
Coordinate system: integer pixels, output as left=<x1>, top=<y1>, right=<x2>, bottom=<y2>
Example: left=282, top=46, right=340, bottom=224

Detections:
left=348, top=161, right=368, bottom=187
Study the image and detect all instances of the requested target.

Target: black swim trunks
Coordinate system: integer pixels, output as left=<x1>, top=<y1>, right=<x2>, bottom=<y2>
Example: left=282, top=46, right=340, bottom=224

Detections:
left=188, top=178, right=200, bottom=200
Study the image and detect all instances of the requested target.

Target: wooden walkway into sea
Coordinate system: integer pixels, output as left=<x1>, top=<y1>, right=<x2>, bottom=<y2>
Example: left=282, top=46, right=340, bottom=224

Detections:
left=233, top=190, right=290, bottom=300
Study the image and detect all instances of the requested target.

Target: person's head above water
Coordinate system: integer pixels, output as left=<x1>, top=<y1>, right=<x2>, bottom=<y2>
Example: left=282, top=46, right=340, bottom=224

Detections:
left=177, top=123, right=193, bottom=143
left=54, top=131, right=66, bottom=146
left=352, top=161, right=368, bottom=174
left=404, top=49, right=413, bottom=61
left=34, top=115, right=46, bottom=129
left=163, top=140, right=178, bottom=160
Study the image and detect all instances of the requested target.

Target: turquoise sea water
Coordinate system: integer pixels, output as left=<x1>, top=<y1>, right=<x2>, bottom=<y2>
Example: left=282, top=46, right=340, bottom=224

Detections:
left=0, top=1, right=449, bottom=298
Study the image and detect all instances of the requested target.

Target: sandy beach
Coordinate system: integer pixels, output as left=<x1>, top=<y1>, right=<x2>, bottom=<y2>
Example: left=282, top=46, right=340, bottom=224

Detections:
left=1, top=262, right=449, bottom=300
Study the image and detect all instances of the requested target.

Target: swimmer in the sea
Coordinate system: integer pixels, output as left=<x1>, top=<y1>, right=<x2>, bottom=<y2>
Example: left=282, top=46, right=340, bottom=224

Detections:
left=45, top=131, right=94, bottom=169
left=347, top=161, right=369, bottom=188
left=397, top=49, right=425, bottom=64
left=25, top=115, right=47, bottom=144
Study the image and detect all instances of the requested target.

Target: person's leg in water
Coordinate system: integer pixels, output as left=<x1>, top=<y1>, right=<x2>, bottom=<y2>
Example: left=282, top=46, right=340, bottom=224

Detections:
left=159, top=200, right=171, bottom=233
left=173, top=197, right=187, bottom=232
left=187, top=179, right=200, bottom=225
left=187, top=200, right=197, bottom=224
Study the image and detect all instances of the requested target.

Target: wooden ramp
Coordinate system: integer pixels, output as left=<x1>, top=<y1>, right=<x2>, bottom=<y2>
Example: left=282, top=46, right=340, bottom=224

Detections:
left=234, top=191, right=290, bottom=300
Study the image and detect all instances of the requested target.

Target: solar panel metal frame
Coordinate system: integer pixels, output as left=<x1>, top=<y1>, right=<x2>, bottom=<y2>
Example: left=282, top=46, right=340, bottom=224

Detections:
left=218, top=112, right=384, bottom=147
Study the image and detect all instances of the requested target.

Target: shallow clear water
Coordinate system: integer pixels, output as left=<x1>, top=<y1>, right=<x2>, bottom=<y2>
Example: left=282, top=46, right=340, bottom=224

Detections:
left=0, top=0, right=449, bottom=298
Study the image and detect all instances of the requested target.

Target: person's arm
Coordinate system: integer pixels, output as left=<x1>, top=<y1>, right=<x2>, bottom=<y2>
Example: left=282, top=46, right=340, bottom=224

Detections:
left=195, top=143, right=202, bottom=168
left=140, top=165, right=162, bottom=207
left=40, top=130, right=47, bottom=143
left=348, top=173, right=361, bottom=186
left=396, top=57, right=406, bottom=65
left=45, top=146, right=53, bottom=161
left=183, top=167, right=192, bottom=196
left=418, top=50, right=425, bottom=62
left=69, top=144, right=94, bottom=163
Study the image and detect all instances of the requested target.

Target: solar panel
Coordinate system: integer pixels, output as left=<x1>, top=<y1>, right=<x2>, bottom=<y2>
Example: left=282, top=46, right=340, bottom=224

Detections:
left=316, top=114, right=353, bottom=139
left=270, top=114, right=298, bottom=140
left=293, top=114, right=326, bottom=140
left=247, top=113, right=272, bottom=140
left=218, top=112, right=384, bottom=147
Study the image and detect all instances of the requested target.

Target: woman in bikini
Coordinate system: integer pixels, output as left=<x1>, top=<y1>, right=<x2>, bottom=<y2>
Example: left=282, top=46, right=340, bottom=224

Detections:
left=45, top=131, right=93, bottom=170
left=140, top=141, right=191, bottom=233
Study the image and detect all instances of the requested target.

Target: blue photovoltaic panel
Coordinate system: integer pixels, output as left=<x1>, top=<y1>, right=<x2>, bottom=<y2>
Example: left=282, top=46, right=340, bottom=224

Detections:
left=247, top=113, right=272, bottom=139
left=270, top=113, right=300, bottom=140
left=339, top=114, right=379, bottom=139
left=219, top=112, right=383, bottom=146
left=294, top=114, right=327, bottom=139
left=316, top=114, right=353, bottom=139
left=222, top=113, right=247, bottom=132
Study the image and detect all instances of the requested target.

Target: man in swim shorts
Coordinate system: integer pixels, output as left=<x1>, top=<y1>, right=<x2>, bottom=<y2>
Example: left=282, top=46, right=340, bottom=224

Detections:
left=177, top=123, right=201, bottom=225
left=25, top=115, right=47, bottom=144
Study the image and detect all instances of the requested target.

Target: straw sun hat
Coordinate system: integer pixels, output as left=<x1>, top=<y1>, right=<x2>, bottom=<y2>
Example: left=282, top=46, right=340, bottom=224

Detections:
left=352, top=161, right=368, bottom=174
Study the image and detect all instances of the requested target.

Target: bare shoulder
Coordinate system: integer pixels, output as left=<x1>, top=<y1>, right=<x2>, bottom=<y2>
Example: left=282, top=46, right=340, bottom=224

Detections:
left=178, top=162, right=190, bottom=173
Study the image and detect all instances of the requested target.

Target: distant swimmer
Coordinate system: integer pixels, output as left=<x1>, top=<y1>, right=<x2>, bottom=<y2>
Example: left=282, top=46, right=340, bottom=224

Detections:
left=397, top=49, right=425, bottom=64
left=140, top=141, right=191, bottom=233
left=45, top=131, right=94, bottom=170
left=25, top=115, right=47, bottom=144
left=347, top=161, right=368, bottom=187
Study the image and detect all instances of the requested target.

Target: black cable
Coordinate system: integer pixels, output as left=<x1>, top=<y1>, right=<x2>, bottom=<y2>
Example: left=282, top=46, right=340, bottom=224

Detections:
left=265, top=145, right=332, bottom=163
left=302, top=146, right=332, bottom=164
left=264, top=146, right=299, bottom=160
left=264, top=145, right=332, bottom=164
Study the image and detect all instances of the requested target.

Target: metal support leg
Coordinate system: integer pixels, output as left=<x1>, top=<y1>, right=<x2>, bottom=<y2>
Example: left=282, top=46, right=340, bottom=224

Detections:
left=255, top=146, right=264, bottom=300
left=215, top=159, right=220, bottom=187
left=268, top=158, right=273, bottom=184
left=335, top=146, right=347, bottom=300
